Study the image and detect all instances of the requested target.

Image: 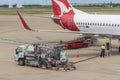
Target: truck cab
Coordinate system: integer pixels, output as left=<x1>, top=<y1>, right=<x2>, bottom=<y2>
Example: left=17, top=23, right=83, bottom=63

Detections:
left=15, top=45, right=25, bottom=61
left=14, top=45, right=27, bottom=65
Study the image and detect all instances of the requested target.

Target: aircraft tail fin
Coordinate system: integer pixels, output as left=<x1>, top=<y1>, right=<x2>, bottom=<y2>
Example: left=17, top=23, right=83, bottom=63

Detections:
left=17, top=10, right=32, bottom=31
left=52, top=0, right=87, bottom=17
left=52, top=0, right=74, bottom=16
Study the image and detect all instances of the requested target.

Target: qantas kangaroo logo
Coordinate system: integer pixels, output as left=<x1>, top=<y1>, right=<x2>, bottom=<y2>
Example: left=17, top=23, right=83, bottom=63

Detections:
left=54, top=0, right=72, bottom=16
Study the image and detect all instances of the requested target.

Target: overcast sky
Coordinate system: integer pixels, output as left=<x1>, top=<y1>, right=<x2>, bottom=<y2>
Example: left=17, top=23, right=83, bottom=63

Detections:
left=0, top=0, right=120, bottom=5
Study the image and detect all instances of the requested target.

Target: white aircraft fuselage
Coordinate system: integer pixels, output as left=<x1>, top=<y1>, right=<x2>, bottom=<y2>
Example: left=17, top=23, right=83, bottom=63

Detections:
left=74, top=14, right=120, bottom=34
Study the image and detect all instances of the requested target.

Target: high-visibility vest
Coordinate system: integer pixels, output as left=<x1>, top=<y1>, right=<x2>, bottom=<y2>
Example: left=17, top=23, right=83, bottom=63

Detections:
left=24, top=45, right=29, bottom=51
left=101, top=45, right=106, bottom=49
left=106, top=38, right=110, bottom=43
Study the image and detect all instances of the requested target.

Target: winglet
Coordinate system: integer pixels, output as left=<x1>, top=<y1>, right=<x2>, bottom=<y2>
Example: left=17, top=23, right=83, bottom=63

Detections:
left=17, top=10, right=32, bottom=31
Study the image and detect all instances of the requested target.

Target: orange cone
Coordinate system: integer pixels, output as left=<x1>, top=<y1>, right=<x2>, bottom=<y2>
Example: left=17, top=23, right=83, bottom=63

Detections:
left=76, top=54, right=80, bottom=58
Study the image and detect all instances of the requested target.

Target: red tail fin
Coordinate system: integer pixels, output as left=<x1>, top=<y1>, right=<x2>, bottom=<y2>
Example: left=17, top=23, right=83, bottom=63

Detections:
left=17, top=10, right=32, bottom=31
left=52, top=0, right=74, bottom=17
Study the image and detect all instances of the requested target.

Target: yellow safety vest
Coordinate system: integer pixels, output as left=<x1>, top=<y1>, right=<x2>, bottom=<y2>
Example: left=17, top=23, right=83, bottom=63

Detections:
left=24, top=45, right=29, bottom=51
left=101, top=46, right=106, bottom=49
left=106, top=38, right=110, bottom=43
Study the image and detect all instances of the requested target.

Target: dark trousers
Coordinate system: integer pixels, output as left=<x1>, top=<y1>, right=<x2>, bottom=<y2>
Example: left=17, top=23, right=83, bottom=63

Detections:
left=101, top=50, right=105, bottom=57
left=106, top=43, right=110, bottom=50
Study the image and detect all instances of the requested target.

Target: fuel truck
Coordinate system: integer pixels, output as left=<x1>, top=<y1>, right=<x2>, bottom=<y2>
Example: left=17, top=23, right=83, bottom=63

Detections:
left=14, top=44, right=76, bottom=71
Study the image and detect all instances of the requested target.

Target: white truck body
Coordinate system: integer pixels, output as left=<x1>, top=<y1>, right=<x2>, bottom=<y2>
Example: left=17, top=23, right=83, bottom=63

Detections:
left=14, top=45, right=25, bottom=61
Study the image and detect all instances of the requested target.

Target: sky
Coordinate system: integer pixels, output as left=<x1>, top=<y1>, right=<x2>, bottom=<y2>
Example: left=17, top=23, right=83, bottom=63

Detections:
left=0, top=0, right=120, bottom=5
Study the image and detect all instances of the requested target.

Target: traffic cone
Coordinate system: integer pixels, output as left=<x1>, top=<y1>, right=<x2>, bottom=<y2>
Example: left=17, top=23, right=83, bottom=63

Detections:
left=76, top=54, right=80, bottom=58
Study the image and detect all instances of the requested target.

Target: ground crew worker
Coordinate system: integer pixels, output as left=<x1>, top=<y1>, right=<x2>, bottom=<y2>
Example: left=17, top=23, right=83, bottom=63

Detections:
left=54, top=46, right=61, bottom=60
left=105, top=37, right=111, bottom=56
left=100, top=44, right=106, bottom=57
left=54, top=46, right=63, bottom=70
left=106, top=37, right=110, bottom=50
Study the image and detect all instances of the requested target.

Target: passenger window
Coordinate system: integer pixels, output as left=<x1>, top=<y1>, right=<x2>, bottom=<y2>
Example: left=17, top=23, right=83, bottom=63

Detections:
left=118, top=24, right=119, bottom=27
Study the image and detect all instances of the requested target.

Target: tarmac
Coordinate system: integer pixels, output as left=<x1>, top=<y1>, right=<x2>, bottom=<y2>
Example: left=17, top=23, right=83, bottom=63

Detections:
left=0, top=14, right=120, bottom=80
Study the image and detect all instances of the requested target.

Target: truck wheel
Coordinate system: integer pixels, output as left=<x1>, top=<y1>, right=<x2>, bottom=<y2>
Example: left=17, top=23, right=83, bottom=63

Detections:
left=42, top=62, right=47, bottom=68
left=43, top=60, right=52, bottom=69
left=64, top=65, right=68, bottom=71
left=18, top=59, right=25, bottom=66
left=73, top=66, right=76, bottom=70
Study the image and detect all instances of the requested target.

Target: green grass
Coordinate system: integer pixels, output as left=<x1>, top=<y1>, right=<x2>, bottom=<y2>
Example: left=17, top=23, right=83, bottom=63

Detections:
left=0, top=8, right=53, bottom=15
left=0, top=6, right=120, bottom=15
